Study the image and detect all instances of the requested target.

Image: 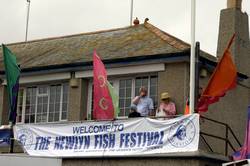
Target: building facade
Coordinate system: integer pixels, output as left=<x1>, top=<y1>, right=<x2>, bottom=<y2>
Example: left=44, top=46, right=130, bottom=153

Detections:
left=0, top=1, right=249, bottom=165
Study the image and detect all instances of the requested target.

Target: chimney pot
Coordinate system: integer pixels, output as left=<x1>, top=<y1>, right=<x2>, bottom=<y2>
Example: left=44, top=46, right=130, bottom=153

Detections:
left=133, top=17, right=140, bottom=26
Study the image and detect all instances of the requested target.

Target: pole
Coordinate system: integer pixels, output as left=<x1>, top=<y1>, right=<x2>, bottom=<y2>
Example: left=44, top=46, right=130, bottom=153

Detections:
left=9, top=65, right=21, bottom=153
left=9, top=90, right=19, bottom=153
left=130, top=0, right=134, bottom=26
left=9, top=123, right=14, bottom=153
left=189, top=0, right=196, bottom=114
left=194, top=42, right=200, bottom=112
left=25, top=0, right=31, bottom=42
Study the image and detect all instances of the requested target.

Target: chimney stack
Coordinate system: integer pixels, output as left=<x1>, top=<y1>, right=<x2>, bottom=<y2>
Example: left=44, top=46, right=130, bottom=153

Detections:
left=217, top=0, right=250, bottom=77
left=227, top=0, right=242, bottom=10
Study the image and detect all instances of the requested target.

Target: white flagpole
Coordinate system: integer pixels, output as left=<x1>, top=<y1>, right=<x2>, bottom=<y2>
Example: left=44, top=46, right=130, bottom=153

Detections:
left=190, top=0, right=196, bottom=114
left=25, top=0, right=31, bottom=42
left=130, top=0, right=134, bottom=26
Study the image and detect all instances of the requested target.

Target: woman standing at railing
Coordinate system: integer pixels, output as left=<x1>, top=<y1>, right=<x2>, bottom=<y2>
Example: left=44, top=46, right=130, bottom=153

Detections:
left=156, top=92, right=176, bottom=118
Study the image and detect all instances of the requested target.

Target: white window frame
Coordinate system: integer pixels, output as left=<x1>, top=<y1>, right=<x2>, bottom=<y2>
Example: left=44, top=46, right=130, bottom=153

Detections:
left=16, top=83, right=69, bottom=124
left=16, top=88, right=26, bottom=123
left=87, top=74, right=158, bottom=119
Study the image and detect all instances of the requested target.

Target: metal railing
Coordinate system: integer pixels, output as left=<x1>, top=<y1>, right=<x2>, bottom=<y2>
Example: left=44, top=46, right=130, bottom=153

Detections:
left=200, top=115, right=242, bottom=156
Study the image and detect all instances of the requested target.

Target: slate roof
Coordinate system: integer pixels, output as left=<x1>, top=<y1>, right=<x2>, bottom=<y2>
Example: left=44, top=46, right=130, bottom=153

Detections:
left=0, top=21, right=216, bottom=71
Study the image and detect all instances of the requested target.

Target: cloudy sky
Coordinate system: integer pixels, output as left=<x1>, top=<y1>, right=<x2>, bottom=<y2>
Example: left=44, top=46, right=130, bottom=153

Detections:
left=0, top=0, right=249, bottom=55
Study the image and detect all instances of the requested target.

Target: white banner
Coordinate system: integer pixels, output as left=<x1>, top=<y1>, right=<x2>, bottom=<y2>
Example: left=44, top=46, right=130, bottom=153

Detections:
left=14, top=114, right=199, bottom=157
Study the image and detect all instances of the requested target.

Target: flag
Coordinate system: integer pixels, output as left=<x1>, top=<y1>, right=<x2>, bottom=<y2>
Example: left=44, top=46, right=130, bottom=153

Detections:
left=197, top=34, right=237, bottom=112
left=184, top=99, right=190, bottom=115
left=2, top=44, right=20, bottom=123
left=93, top=51, right=120, bottom=120
left=232, top=106, right=250, bottom=160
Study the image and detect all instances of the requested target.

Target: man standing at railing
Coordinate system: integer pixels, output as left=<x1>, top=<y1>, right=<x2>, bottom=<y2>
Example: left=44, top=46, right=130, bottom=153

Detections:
left=132, top=87, right=154, bottom=117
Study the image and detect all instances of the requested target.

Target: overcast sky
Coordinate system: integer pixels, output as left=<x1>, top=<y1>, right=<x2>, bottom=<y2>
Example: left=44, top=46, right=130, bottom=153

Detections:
left=0, top=0, right=250, bottom=56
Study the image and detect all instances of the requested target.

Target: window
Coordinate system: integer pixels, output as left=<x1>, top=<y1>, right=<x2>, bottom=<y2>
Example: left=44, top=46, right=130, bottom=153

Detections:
left=16, top=83, right=69, bottom=124
left=119, top=79, right=132, bottom=116
left=87, top=75, right=158, bottom=118
left=118, top=76, right=158, bottom=116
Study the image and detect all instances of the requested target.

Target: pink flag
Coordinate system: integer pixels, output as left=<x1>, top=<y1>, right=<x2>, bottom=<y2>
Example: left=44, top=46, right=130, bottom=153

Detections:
left=233, top=105, right=250, bottom=160
left=93, top=51, right=114, bottom=120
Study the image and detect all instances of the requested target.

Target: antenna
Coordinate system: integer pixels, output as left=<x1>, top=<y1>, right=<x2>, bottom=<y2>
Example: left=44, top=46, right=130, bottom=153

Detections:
left=130, top=0, right=134, bottom=26
left=25, top=0, right=31, bottom=42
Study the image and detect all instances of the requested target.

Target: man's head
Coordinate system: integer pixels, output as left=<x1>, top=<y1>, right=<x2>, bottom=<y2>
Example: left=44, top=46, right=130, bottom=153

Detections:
left=139, top=86, right=148, bottom=97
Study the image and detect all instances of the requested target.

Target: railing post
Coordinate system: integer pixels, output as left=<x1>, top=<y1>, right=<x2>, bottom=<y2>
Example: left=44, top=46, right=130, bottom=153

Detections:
left=225, top=125, right=229, bottom=156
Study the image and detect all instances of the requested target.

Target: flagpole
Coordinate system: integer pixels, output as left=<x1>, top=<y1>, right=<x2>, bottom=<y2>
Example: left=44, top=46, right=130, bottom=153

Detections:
left=130, top=0, right=134, bottom=26
left=25, top=0, right=31, bottom=42
left=190, top=0, right=196, bottom=114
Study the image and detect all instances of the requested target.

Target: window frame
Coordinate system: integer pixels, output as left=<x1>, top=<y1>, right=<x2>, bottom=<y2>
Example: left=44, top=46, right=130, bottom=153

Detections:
left=16, top=83, right=69, bottom=124
left=87, top=74, right=158, bottom=119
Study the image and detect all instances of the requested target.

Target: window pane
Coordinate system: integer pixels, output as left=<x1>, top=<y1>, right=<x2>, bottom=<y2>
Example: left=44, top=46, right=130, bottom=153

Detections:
left=25, top=87, right=36, bottom=123
left=150, top=86, right=156, bottom=96
left=61, top=84, right=68, bottom=120
left=62, top=111, right=67, bottom=120
left=47, top=84, right=69, bottom=122
left=150, top=76, right=158, bottom=109
left=49, top=85, right=61, bottom=122
left=16, top=89, right=24, bottom=123
left=30, top=115, right=35, bottom=123
left=135, top=79, right=141, bottom=87
left=126, top=88, right=131, bottom=97
left=126, top=79, right=132, bottom=86
left=48, top=113, right=53, bottom=122
left=120, top=80, right=125, bottom=88
left=38, top=87, right=47, bottom=94
left=119, top=79, right=132, bottom=117
left=125, top=108, right=130, bottom=116
left=25, top=115, right=29, bottom=123
left=150, top=76, right=157, bottom=86
left=119, top=88, right=125, bottom=97
left=135, top=87, right=140, bottom=96
left=36, top=88, right=48, bottom=123
left=54, top=112, right=59, bottom=121
left=125, top=99, right=131, bottom=108
left=142, top=78, right=148, bottom=87
left=119, top=99, right=124, bottom=108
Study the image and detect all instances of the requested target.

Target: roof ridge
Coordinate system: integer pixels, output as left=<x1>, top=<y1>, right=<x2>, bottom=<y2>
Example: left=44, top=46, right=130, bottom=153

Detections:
left=4, top=25, right=139, bottom=46
left=143, top=22, right=189, bottom=51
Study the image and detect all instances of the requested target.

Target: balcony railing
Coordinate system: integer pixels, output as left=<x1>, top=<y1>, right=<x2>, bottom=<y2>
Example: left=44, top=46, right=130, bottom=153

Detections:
left=200, top=115, right=242, bottom=156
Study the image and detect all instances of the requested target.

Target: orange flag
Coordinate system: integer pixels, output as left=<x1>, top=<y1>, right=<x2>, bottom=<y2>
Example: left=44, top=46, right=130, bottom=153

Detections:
left=198, top=34, right=237, bottom=112
left=184, top=99, right=190, bottom=115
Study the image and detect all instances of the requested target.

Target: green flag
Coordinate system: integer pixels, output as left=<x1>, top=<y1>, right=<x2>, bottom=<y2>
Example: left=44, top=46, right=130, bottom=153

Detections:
left=2, top=44, right=20, bottom=123
left=107, top=81, right=120, bottom=118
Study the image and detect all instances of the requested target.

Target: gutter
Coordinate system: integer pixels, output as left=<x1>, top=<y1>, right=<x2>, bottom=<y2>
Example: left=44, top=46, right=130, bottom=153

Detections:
left=0, top=50, right=190, bottom=76
left=0, top=49, right=248, bottom=80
